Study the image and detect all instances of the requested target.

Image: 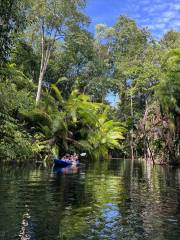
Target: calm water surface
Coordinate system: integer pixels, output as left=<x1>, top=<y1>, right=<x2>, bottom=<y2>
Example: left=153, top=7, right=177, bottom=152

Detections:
left=0, top=159, right=180, bottom=240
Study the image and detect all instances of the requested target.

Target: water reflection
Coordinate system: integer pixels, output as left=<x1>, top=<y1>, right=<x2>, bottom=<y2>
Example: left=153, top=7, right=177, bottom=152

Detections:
left=0, top=160, right=179, bottom=240
left=19, top=206, right=35, bottom=240
left=53, top=165, right=79, bottom=175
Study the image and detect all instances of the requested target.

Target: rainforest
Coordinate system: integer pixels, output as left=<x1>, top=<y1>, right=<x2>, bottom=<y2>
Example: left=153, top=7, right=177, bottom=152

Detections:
left=0, top=0, right=179, bottom=165
left=0, top=1, right=180, bottom=240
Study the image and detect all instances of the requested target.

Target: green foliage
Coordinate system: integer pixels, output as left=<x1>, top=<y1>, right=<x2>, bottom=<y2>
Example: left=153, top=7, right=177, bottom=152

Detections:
left=0, top=114, right=39, bottom=161
left=155, top=49, right=180, bottom=115
left=161, top=31, right=180, bottom=49
left=22, top=86, right=125, bottom=159
left=0, top=65, right=41, bottom=162
left=0, top=0, right=28, bottom=62
left=0, top=1, right=179, bottom=165
left=12, top=40, right=40, bottom=80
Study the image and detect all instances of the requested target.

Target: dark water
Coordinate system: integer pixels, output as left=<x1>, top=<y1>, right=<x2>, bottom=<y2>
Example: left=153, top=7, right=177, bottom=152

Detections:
left=0, top=159, right=180, bottom=240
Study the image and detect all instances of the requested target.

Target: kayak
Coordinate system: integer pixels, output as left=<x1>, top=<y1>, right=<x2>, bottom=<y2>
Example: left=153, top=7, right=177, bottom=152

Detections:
left=53, top=159, right=79, bottom=168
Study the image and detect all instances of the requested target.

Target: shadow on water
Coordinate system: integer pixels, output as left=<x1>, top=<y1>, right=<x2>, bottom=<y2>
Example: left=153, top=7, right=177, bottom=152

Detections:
left=0, top=159, right=180, bottom=240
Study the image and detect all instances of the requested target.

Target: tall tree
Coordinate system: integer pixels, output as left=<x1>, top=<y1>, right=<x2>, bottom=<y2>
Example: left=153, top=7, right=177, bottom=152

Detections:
left=95, top=16, right=155, bottom=159
left=28, top=0, right=88, bottom=104
left=156, top=49, right=180, bottom=137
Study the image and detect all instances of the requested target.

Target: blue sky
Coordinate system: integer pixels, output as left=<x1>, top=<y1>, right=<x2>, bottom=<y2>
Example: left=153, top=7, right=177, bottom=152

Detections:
left=85, top=0, right=180, bottom=38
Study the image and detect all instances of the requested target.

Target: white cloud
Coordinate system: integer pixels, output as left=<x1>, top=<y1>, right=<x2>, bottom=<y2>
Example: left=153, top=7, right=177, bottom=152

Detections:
left=172, top=3, right=180, bottom=11
left=149, top=23, right=166, bottom=29
left=169, top=20, right=180, bottom=28
left=162, top=11, right=175, bottom=19
left=88, top=0, right=180, bottom=39
left=133, top=0, right=180, bottom=37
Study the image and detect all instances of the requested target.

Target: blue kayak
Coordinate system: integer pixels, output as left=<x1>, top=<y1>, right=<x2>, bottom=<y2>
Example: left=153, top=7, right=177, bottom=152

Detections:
left=53, top=159, right=79, bottom=168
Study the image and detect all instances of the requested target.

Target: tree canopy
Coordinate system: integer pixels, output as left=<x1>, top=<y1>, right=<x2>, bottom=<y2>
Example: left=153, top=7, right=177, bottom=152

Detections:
left=0, top=1, right=179, bottom=165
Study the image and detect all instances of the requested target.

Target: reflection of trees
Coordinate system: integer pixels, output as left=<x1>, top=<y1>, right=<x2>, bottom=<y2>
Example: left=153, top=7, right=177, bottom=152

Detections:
left=121, top=160, right=180, bottom=240
left=0, top=161, right=180, bottom=239
left=58, top=159, right=126, bottom=239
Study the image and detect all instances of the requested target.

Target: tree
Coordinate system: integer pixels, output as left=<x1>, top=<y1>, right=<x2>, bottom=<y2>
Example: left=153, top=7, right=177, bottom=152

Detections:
left=96, top=16, right=156, bottom=159
left=22, top=86, right=125, bottom=159
left=12, top=40, right=39, bottom=80
left=0, top=64, right=42, bottom=161
left=28, top=0, right=88, bottom=104
left=161, top=30, right=180, bottom=49
left=155, top=49, right=180, bottom=139
left=0, top=0, right=27, bottom=62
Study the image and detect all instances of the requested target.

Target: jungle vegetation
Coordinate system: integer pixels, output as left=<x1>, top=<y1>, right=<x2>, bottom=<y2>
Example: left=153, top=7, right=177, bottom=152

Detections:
left=0, top=0, right=179, bottom=165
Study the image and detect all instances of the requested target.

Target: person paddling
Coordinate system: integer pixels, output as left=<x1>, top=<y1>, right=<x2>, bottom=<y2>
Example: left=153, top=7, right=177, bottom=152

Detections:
left=62, top=153, right=79, bottom=163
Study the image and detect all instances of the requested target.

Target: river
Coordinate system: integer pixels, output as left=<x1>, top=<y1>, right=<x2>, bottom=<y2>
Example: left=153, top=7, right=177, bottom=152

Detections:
left=0, top=159, right=180, bottom=240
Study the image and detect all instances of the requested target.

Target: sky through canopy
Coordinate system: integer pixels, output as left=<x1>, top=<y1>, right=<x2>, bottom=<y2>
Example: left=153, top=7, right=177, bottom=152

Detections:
left=86, top=0, right=180, bottom=38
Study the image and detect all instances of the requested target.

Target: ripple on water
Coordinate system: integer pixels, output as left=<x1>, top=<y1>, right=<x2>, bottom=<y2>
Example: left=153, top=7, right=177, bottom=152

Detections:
left=0, top=160, right=180, bottom=240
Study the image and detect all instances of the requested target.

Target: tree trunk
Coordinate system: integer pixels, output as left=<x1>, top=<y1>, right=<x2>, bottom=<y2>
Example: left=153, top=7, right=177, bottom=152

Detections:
left=130, top=94, right=135, bottom=160
left=36, top=70, right=45, bottom=104
left=36, top=46, right=51, bottom=105
left=36, top=20, right=45, bottom=105
left=35, top=19, right=53, bottom=105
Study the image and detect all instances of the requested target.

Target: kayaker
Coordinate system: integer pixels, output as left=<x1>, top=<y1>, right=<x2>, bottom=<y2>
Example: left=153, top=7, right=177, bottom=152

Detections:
left=62, top=154, right=71, bottom=161
left=74, top=153, right=79, bottom=161
left=70, top=155, right=76, bottom=163
left=62, top=153, right=78, bottom=162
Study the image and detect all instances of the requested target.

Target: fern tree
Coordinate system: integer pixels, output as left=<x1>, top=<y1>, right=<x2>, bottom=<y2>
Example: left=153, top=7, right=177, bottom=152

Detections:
left=23, top=85, right=125, bottom=159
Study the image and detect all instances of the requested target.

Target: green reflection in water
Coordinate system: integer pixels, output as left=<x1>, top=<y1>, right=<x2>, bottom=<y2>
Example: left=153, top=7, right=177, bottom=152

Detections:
left=59, top=160, right=126, bottom=239
left=0, top=160, right=180, bottom=240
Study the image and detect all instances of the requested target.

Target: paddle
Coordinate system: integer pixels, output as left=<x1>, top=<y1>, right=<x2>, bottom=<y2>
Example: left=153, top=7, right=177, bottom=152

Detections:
left=80, top=153, right=86, bottom=157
